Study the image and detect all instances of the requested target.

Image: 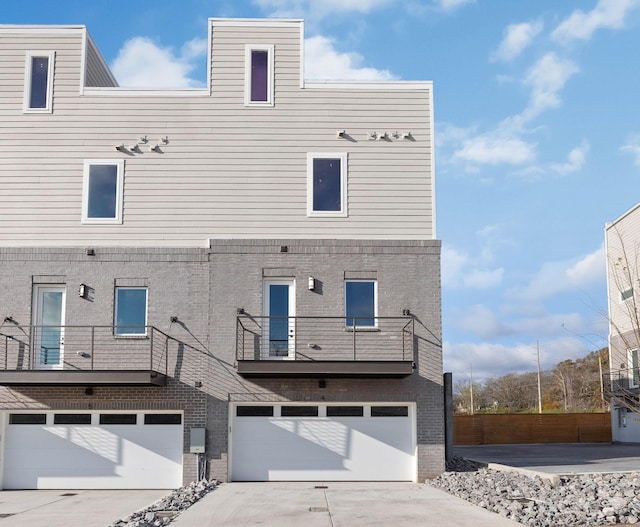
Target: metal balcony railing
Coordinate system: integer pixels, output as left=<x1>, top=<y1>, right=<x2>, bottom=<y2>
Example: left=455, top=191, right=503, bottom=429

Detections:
left=0, top=326, right=174, bottom=374
left=603, top=368, right=640, bottom=413
left=236, top=315, right=414, bottom=362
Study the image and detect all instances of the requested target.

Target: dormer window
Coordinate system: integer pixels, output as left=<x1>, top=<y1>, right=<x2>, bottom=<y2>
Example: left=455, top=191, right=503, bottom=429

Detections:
left=23, top=51, right=55, bottom=113
left=245, top=44, right=274, bottom=106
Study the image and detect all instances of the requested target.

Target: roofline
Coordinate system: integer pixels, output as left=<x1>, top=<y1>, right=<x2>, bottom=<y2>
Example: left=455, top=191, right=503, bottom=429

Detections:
left=605, top=202, right=640, bottom=231
left=209, top=17, right=304, bottom=24
left=0, top=24, right=86, bottom=30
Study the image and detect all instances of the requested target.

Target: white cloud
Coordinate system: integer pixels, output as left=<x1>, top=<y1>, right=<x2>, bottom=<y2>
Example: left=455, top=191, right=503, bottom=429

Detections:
left=492, top=20, right=543, bottom=62
left=111, top=37, right=206, bottom=88
left=454, top=135, right=536, bottom=165
left=433, top=0, right=475, bottom=12
left=304, top=35, right=396, bottom=80
left=442, top=245, right=504, bottom=290
left=444, top=336, right=593, bottom=380
left=518, top=52, right=580, bottom=123
left=552, top=0, right=640, bottom=43
left=511, top=245, right=605, bottom=301
left=254, top=0, right=393, bottom=18
left=550, top=141, right=590, bottom=175
left=621, top=134, right=640, bottom=165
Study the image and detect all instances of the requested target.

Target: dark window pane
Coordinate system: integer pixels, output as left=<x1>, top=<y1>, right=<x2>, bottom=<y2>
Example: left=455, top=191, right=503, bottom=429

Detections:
left=54, top=414, right=91, bottom=425
left=9, top=413, right=46, bottom=425
left=251, top=50, right=268, bottom=102
left=115, top=288, right=147, bottom=335
left=87, top=165, right=118, bottom=219
left=313, top=158, right=341, bottom=211
left=237, top=406, right=274, bottom=417
left=327, top=406, right=364, bottom=417
left=345, top=281, right=375, bottom=327
left=99, top=413, right=137, bottom=425
left=281, top=406, right=318, bottom=417
left=268, top=284, right=289, bottom=357
left=144, top=414, right=182, bottom=425
left=371, top=406, right=409, bottom=417
left=30, top=56, right=49, bottom=109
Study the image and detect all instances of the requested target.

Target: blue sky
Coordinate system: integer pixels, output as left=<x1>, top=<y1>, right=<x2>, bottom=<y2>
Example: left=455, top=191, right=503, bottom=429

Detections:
left=4, top=0, right=640, bottom=380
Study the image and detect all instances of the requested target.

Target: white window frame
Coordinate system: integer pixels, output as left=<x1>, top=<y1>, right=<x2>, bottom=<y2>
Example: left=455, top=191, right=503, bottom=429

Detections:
left=23, top=51, right=55, bottom=113
left=629, top=348, right=640, bottom=388
left=82, top=160, right=125, bottom=225
left=114, top=287, right=148, bottom=337
left=344, top=279, right=378, bottom=329
left=244, top=44, right=274, bottom=107
left=307, top=152, right=348, bottom=218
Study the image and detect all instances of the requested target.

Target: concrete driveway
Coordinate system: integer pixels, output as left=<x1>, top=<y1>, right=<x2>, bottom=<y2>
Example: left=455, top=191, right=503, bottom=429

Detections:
left=170, top=482, right=522, bottom=527
left=0, top=489, right=168, bottom=527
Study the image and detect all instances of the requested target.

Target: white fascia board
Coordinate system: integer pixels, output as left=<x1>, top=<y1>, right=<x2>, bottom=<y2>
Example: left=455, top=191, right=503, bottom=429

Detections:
left=209, top=18, right=303, bottom=27
left=83, top=88, right=210, bottom=97
left=605, top=202, right=640, bottom=231
left=0, top=25, right=85, bottom=32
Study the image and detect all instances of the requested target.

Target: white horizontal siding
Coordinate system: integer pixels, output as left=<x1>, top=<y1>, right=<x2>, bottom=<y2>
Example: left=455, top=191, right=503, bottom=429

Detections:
left=0, top=22, right=434, bottom=247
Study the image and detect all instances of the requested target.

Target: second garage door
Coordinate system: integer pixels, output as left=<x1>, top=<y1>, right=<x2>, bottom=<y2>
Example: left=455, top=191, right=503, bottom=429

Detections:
left=230, top=403, right=415, bottom=481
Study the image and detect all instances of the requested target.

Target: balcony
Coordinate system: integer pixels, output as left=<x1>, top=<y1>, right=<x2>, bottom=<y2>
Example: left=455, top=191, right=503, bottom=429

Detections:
left=603, top=368, right=640, bottom=413
left=235, top=315, right=415, bottom=378
left=0, top=326, right=173, bottom=386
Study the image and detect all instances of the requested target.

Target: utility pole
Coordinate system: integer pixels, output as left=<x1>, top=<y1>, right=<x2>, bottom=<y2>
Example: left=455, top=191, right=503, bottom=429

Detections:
left=537, top=340, right=543, bottom=414
left=469, top=363, right=474, bottom=415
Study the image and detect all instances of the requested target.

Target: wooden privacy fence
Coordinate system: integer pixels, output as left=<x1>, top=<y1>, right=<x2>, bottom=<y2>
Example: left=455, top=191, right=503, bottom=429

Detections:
left=454, top=413, right=611, bottom=445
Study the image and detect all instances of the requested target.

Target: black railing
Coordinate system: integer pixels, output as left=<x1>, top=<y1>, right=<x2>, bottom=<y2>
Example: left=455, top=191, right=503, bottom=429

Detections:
left=0, top=326, right=174, bottom=375
left=603, top=368, right=640, bottom=394
left=236, top=315, right=414, bottom=362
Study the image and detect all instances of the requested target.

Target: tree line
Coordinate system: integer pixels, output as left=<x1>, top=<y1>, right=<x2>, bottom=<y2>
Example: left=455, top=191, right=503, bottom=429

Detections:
left=454, top=348, right=609, bottom=414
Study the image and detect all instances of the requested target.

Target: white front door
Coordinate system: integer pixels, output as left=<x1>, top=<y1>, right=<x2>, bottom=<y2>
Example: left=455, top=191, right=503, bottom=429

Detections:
left=262, top=279, right=295, bottom=359
left=32, top=286, right=65, bottom=369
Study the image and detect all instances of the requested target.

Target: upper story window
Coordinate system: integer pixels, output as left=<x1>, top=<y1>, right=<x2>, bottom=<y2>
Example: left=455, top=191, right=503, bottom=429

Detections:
left=245, top=44, right=274, bottom=106
left=307, top=153, right=348, bottom=218
left=23, top=51, right=55, bottom=113
left=114, top=287, right=148, bottom=336
left=621, top=288, right=634, bottom=302
left=345, top=280, right=377, bottom=328
left=82, top=160, right=124, bottom=224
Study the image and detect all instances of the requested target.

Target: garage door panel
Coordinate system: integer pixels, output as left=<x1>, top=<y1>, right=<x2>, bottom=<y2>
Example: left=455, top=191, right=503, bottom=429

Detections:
left=231, top=405, right=415, bottom=481
left=3, top=414, right=183, bottom=490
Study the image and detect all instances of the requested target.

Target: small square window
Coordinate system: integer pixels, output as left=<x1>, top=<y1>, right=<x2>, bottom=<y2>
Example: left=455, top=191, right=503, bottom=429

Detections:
left=23, top=51, right=54, bottom=113
left=307, top=153, right=348, bottom=217
left=82, top=160, right=124, bottom=224
left=621, top=288, right=633, bottom=302
left=245, top=44, right=274, bottom=106
left=115, top=287, right=147, bottom=336
left=345, top=280, right=377, bottom=328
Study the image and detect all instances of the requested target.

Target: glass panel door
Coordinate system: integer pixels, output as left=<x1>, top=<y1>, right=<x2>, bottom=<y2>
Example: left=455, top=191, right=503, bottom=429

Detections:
left=262, top=280, right=295, bottom=359
left=33, top=286, right=65, bottom=369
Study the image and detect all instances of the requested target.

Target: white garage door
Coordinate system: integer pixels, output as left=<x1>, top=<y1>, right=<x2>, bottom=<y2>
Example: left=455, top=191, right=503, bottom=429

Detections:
left=3, top=412, right=183, bottom=489
left=231, top=403, right=415, bottom=481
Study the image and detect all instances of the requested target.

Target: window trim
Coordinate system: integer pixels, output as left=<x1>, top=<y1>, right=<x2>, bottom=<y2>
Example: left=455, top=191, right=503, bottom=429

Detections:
left=629, top=348, right=639, bottom=388
left=244, top=44, right=274, bottom=107
left=23, top=51, right=55, bottom=113
left=81, top=160, right=125, bottom=225
left=344, top=279, right=378, bottom=329
left=114, top=286, right=148, bottom=337
left=307, top=152, right=348, bottom=218
left=621, top=288, right=634, bottom=302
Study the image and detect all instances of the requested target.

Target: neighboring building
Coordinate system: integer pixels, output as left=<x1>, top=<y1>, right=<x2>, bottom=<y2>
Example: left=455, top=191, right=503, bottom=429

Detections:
left=605, top=203, right=640, bottom=442
left=0, top=18, right=442, bottom=489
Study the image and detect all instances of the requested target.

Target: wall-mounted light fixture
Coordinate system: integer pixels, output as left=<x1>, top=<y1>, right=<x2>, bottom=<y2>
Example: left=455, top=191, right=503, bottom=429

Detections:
left=308, top=276, right=316, bottom=291
left=367, top=131, right=377, bottom=140
left=115, top=144, right=126, bottom=152
left=151, top=144, right=162, bottom=152
left=336, top=130, right=346, bottom=138
left=402, top=131, right=412, bottom=139
left=161, top=136, right=169, bottom=145
left=377, top=132, right=388, bottom=141
left=78, top=283, right=87, bottom=298
left=129, top=144, right=139, bottom=152
left=402, top=308, right=411, bottom=316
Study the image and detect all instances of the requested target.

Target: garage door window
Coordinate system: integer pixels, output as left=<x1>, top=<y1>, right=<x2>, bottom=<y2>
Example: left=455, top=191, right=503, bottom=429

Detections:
left=144, top=414, right=182, bottom=425
left=54, top=414, right=91, bottom=425
left=9, top=414, right=46, bottom=425
left=281, top=406, right=318, bottom=417
left=100, top=413, right=137, bottom=425
left=371, top=406, right=409, bottom=417
left=237, top=406, right=274, bottom=417
left=327, top=406, right=364, bottom=417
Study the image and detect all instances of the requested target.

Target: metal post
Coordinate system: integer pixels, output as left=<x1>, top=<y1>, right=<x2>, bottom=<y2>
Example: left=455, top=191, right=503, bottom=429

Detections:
left=353, top=318, right=357, bottom=360
left=90, top=326, right=95, bottom=370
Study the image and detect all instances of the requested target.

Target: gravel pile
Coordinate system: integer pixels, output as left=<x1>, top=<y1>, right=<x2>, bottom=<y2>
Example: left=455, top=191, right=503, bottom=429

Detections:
left=109, top=479, right=219, bottom=527
left=429, top=457, right=640, bottom=526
